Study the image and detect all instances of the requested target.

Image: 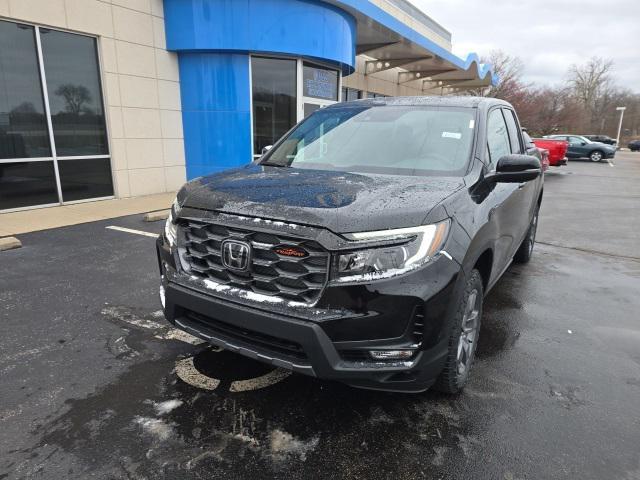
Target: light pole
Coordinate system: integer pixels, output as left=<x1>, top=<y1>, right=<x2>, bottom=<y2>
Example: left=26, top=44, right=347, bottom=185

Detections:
left=615, top=106, right=626, bottom=148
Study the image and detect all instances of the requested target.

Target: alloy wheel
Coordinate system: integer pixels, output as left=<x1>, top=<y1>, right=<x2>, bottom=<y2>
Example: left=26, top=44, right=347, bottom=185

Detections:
left=590, top=151, right=603, bottom=162
left=456, top=289, right=480, bottom=379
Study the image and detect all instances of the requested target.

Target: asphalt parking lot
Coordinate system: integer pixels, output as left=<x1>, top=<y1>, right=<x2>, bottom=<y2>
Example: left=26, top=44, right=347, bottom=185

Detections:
left=1, top=152, right=639, bottom=480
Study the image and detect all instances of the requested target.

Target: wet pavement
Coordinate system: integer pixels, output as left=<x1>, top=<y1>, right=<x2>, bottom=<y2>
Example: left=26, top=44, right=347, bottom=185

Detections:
left=1, top=152, right=640, bottom=479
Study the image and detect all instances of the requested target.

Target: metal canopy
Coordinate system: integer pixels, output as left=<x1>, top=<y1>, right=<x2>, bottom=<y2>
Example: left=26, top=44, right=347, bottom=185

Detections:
left=327, top=0, right=497, bottom=91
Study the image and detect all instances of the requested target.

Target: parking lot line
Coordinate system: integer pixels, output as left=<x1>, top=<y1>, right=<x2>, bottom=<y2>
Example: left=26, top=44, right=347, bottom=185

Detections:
left=106, top=226, right=159, bottom=238
left=608, top=159, right=615, bottom=167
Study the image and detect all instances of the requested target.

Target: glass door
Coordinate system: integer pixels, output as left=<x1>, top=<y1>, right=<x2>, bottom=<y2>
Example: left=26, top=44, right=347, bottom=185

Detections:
left=250, top=57, right=341, bottom=159
left=250, top=57, right=297, bottom=159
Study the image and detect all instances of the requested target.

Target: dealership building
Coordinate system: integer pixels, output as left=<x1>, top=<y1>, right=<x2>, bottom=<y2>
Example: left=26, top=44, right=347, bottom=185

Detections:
left=0, top=0, right=495, bottom=212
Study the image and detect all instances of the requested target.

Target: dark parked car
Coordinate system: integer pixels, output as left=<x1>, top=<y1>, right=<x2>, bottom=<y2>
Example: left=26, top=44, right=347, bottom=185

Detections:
left=546, top=134, right=616, bottom=162
left=157, top=97, right=543, bottom=393
left=628, top=140, right=640, bottom=152
left=584, top=134, right=616, bottom=145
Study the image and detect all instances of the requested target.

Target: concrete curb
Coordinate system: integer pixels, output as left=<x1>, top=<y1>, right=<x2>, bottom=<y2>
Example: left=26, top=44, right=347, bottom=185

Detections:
left=0, top=236, right=22, bottom=251
left=143, top=210, right=170, bottom=222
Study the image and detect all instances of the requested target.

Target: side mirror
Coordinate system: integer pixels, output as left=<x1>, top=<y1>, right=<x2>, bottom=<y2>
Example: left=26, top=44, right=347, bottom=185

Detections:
left=580, top=141, right=587, bottom=146
left=486, top=154, right=541, bottom=183
left=261, top=145, right=273, bottom=155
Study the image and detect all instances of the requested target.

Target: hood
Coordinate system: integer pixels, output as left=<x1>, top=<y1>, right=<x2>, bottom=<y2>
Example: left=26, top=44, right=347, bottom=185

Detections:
left=179, top=164, right=464, bottom=233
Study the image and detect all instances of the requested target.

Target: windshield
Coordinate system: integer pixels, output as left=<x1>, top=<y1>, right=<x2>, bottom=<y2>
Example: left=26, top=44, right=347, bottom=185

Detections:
left=261, top=105, right=476, bottom=176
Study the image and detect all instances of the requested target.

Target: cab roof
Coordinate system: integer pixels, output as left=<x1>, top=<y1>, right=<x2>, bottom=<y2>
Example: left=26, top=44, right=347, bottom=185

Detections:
left=330, top=96, right=511, bottom=109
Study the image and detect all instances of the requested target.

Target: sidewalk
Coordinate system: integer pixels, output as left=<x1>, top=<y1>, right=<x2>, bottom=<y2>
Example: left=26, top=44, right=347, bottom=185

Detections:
left=0, top=193, right=175, bottom=238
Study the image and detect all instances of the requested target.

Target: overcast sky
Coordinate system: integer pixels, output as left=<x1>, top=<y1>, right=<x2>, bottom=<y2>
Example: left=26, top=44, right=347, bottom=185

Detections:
left=413, top=0, right=640, bottom=92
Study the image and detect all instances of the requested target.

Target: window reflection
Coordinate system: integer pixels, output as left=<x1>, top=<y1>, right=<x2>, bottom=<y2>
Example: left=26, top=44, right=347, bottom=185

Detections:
left=40, top=29, right=108, bottom=157
left=0, top=161, right=58, bottom=209
left=0, top=21, right=51, bottom=159
left=58, top=158, right=114, bottom=201
left=251, top=57, right=297, bottom=155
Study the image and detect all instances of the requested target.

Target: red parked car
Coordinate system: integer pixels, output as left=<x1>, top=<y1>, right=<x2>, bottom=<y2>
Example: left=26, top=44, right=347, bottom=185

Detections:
left=532, top=137, right=568, bottom=167
left=522, top=131, right=550, bottom=171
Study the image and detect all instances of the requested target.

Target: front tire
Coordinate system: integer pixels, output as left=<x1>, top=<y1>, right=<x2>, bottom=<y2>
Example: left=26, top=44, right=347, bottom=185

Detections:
left=589, top=150, right=604, bottom=162
left=433, top=270, right=483, bottom=394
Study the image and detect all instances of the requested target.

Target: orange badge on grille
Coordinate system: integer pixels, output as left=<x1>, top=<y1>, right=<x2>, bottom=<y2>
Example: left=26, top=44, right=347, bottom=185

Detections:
left=273, top=246, right=308, bottom=258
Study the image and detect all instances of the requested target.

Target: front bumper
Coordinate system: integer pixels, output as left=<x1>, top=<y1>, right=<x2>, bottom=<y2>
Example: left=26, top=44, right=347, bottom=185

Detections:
left=157, top=235, right=462, bottom=392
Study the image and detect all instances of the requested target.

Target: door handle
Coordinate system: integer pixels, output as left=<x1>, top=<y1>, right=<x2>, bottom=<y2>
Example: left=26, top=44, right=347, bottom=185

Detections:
left=518, top=182, right=526, bottom=189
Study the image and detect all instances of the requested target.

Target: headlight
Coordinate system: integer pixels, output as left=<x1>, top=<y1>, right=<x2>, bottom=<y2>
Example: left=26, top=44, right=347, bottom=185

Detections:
left=331, top=220, right=450, bottom=283
left=164, top=198, right=180, bottom=247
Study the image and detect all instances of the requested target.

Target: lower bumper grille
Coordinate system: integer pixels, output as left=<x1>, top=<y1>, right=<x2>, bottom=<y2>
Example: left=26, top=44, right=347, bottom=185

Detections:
left=184, top=310, right=308, bottom=361
left=180, top=219, right=330, bottom=303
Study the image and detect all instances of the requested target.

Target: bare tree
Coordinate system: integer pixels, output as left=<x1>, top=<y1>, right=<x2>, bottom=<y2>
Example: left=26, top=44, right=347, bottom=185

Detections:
left=461, top=51, right=639, bottom=141
left=55, top=84, right=92, bottom=114
left=567, top=57, right=614, bottom=131
left=468, top=50, right=528, bottom=99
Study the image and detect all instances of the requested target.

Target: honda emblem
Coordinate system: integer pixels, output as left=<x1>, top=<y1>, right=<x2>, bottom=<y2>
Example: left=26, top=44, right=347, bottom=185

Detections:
left=221, top=240, right=250, bottom=271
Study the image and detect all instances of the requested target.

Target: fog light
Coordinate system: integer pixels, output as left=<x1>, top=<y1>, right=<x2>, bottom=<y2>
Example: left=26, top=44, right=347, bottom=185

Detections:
left=369, top=350, right=415, bottom=360
left=159, top=283, right=166, bottom=308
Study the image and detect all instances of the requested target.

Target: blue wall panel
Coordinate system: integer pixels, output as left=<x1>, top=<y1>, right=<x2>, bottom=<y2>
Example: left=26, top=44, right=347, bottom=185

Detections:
left=165, top=0, right=356, bottom=73
left=164, top=0, right=357, bottom=181
left=178, top=53, right=252, bottom=180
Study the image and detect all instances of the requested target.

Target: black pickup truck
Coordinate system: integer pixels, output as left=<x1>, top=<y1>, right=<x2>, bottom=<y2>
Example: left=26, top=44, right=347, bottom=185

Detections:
left=157, top=96, right=543, bottom=393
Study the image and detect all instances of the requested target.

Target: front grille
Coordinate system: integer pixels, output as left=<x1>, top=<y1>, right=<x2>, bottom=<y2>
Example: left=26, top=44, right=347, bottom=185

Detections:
left=184, top=310, right=308, bottom=361
left=180, top=219, right=330, bottom=303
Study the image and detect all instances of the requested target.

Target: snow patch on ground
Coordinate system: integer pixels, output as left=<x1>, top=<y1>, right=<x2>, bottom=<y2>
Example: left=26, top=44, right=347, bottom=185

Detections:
left=152, top=399, right=183, bottom=416
left=134, top=416, right=176, bottom=442
left=101, top=306, right=164, bottom=330
left=269, top=429, right=319, bottom=462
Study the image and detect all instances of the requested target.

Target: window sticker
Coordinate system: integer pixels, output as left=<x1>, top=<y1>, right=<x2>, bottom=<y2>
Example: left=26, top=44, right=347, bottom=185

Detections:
left=442, top=131, right=462, bottom=140
left=469, top=120, right=475, bottom=129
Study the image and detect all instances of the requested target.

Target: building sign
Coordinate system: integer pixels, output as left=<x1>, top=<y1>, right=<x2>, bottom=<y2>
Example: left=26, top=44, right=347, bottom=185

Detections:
left=303, top=64, right=338, bottom=101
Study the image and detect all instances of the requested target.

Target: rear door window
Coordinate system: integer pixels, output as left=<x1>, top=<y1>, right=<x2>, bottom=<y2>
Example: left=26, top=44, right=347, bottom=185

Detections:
left=502, top=109, right=523, bottom=154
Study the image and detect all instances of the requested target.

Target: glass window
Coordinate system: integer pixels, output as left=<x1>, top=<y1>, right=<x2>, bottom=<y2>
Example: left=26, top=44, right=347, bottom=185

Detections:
left=302, top=63, right=338, bottom=101
left=0, top=20, right=113, bottom=211
left=487, top=109, right=511, bottom=168
left=0, top=161, right=58, bottom=209
left=262, top=105, right=476, bottom=176
left=341, top=88, right=362, bottom=102
left=251, top=57, right=297, bottom=154
left=0, top=21, right=51, bottom=159
left=502, top=109, right=522, bottom=154
left=40, top=28, right=108, bottom=157
left=303, top=103, right=321, bottom=118
left=58, top=158, right=114, bottom=201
